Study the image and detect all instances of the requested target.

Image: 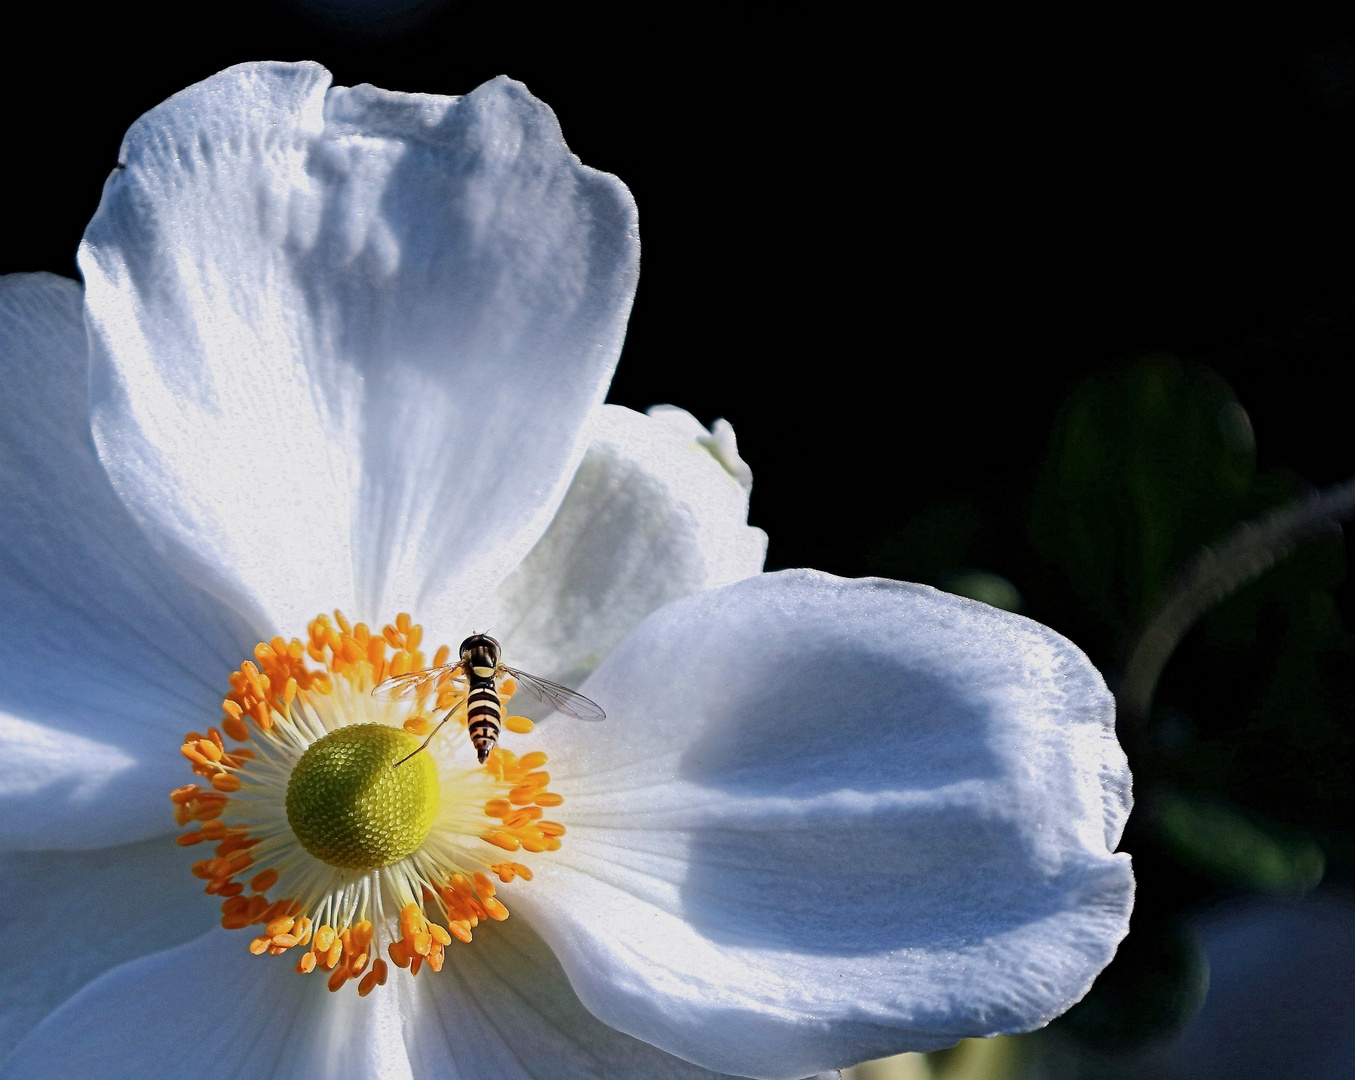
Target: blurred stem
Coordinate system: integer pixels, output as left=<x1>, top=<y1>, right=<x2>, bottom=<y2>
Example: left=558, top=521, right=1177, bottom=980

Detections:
left=1120, top=472, right=1355, bottom=724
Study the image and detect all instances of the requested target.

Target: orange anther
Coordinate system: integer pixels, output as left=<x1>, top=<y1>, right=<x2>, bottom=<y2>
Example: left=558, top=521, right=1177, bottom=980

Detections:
left=221, top=914, right=253, bottom=930
left=429, top=923, right=452, bottom=946
left=248, top=936, right=270, bottom=955
left=170, top=784, right=201, bottom=804
left=297, top=952, right=316, bottom=974
left=484, top=799, right=512, bottom=817
left=508, top=786, right=540, bottom=806
left=219, top=882, right=244, bottom=897
left=314, top=925, right=336, bottom=953
left=325, top=941, right=343, bottom=969
left=222, top=715, right=249, bottom=742
left=250, top=869, right=278, bottom=893
left=195, top=738, right=223, bottom=763
left=427, top=943, right=445, bottom=972
left=484, top=897, right=510, bottom=921
left=207, top=727, right=226, bottom=750
left=181, top=744, right=210, bottom=766
left=221, top=896, right=250, bottom=916
left=534, top=792, right=564, bottom=807
left=472, top=872, right=496, bottom=898
left=412, top=932, right=432, bottom=957
left=503, top=715, right=533, bottom=734
left=388, top=941, right=410, bottom=968
left=449, top=920, right=473, bottom=943
left=352, top=921, right=374, bottom=949
left=399, top=904, right=425, bottom=938
left=210, top=773, right=241, bottom=792
left=404, top=716, right=431, bottom=736
left=538, top=821, right=566, bottom=837
left=484, top=831, right=521, bottom=851
left=490, top=863, right=516, bottom=883
left=174, top=804, right=193, bottom=826
left=358, top=969, right=380, bottom=997
left=177, top=832, right=205, bottom=846
left=432, top=644, right=450, bottom=667
left=194, top=802, right=224, bottom=821
left=518, top=752, right=548, bottom=772
left=327, top=967, right=348, bottom=993
left=373, top=958, right=389, bottom=986
left=499, top=677, right=518, bottom=698
left=266, top=916, right=296, bottom=938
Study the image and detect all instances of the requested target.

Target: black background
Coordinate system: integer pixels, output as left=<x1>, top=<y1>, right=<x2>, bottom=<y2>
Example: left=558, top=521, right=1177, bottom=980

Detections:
left=6, top=6, right=1354, bottom=580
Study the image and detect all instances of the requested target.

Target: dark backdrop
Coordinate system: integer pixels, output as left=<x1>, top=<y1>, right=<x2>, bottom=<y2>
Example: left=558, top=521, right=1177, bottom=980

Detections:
left=6, top=6, right=1355, bottom=578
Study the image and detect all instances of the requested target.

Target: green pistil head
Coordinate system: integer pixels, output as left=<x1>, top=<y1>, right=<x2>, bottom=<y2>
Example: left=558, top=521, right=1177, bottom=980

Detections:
left=286, top=724, right=439, bottom=870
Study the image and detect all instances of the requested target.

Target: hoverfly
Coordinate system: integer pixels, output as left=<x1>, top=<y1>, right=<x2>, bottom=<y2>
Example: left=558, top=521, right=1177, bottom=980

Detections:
left=373, top=633, right=605, bottom=767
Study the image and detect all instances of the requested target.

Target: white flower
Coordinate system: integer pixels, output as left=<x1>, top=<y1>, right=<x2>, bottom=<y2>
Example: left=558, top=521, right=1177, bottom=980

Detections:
left=0, top=62, right=1133, bottom=1080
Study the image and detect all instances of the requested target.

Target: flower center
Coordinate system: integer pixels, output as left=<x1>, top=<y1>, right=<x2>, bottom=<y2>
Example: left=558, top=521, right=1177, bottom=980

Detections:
left=285, top=724, right=440, bottom=869
left=169, top=611, right=566, bottom=996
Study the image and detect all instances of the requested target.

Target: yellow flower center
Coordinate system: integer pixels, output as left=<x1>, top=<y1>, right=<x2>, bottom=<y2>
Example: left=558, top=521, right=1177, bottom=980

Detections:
left=170, top=611, right=564, bottom=996
left=285, top=724, right=440, bottom=869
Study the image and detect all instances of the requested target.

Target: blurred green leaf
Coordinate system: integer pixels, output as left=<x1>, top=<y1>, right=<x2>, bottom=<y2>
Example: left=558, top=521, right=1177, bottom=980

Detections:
left=1055, top=917, right=1209, bottom=1052
left=1150, top=790, right=1324, bottom=894
left=1029, top=355, right=1256, bottom=639
left=937, top=570, right=1023, bottom=612
left=870, top=499, right=985, bottom=583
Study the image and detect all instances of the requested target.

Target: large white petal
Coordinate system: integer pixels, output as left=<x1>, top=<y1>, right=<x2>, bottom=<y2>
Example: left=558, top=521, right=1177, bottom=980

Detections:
left=515, top=571, right=1133, bottom=1078
left=0, top=930, right=415, bottom=1080
left=0, top=913, right=835, bottom=1080
left=0, top=273, right=256, bottom=848
left=468, top=404, right=767, bottom=687
left=80, top=62, right=639, bottom=638
left=0, top=836, right=219, bottom=1059
left=405, top=914, right=759, bottom=1079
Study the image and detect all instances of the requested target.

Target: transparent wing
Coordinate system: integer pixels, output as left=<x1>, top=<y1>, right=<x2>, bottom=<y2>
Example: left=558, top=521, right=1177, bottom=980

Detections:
left=502, top=667, right=607, bottom=720
left=372, top=663, right=465, bottom=701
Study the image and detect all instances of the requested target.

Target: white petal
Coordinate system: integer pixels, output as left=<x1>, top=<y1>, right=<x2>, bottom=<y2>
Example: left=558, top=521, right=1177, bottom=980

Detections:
left=0, top=930, right=415, bottom=1080
left=80, top=62, right=639, bottom=637
left=468, top=404, right=767, bottom=687
left=0, top=836, right=218, bottom=1059
left=516, top=571, right=1133, bottom=1078
left=0, top=273, right=256, bottom=848
left=403, top=915, right=753, bottom=1079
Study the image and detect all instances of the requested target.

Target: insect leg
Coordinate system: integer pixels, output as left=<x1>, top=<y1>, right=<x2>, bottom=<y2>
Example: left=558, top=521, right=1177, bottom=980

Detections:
left=393, top=703, right=463, bottom=768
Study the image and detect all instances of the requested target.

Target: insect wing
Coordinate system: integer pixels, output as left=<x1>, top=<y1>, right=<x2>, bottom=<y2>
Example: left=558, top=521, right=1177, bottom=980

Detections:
left=371, top=663, right=464, bottom=701
left=502, top=667, right=606, bottom=720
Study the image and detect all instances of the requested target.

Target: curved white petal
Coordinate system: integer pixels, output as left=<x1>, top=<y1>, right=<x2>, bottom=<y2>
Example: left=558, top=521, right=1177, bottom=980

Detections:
left=516, top=571, right=1133, bottom=1079
left=0, top=930, right=415, bottom=1080
left=468, top=404, right=767, bottom=686
left=0, top=837, right=218, bottom=1058
left=404, top=915, right=756, bottom=1079
left=80, top=62, right=639, bottom=638
left=0, top=273, right=256, bottom=848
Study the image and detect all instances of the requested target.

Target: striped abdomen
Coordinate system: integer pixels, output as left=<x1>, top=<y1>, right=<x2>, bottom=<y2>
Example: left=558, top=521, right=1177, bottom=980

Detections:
left=465, top=668, right=501, bottom=764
